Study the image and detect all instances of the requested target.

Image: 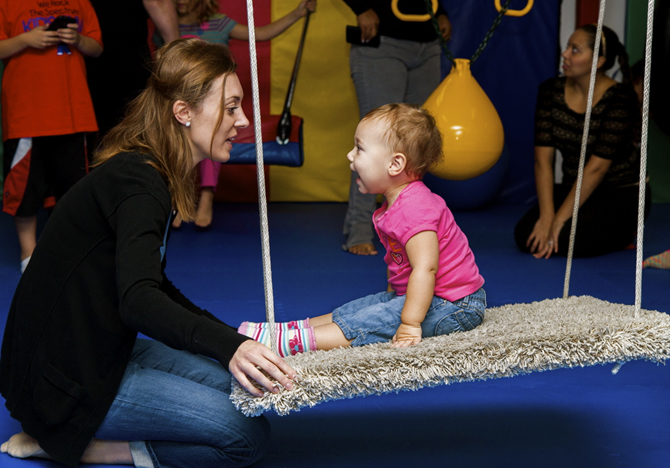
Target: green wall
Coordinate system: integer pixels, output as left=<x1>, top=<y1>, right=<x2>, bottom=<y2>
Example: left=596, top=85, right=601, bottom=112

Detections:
left=627, top=1, right=670, bottom=203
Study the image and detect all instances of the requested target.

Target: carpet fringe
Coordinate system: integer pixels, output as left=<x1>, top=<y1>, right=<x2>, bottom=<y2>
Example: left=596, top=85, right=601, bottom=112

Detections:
left=230, top=296, right=670, bottom=416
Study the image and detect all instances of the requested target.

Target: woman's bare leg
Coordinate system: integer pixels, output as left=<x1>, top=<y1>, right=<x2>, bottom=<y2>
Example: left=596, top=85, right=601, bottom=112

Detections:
left=1, top=432, right=133, bottom=465
left=81, top=439, right=133, bottom=465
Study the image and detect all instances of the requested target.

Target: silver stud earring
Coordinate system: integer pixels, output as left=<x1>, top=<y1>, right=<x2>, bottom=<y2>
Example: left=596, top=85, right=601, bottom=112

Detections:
left=185, top=121, right=191, bottom=128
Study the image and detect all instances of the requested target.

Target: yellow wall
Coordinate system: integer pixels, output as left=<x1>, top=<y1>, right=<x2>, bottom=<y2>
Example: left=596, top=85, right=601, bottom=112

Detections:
left=269, top=0, right=359, bottom=201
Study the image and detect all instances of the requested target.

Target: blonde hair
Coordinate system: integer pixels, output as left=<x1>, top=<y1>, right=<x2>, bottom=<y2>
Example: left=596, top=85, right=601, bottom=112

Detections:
left=362, top=103, right=443, bottom=178
left=93, top=38, right=237, bottom=222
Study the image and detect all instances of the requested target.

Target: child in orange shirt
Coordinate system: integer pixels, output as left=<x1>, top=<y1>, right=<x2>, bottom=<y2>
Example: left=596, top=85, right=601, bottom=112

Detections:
left=0, top=0, right=103, bottom=272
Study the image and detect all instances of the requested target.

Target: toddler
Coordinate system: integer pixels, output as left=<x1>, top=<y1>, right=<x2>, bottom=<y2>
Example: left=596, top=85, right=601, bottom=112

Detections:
left=239, top=103, right=486, bottom=355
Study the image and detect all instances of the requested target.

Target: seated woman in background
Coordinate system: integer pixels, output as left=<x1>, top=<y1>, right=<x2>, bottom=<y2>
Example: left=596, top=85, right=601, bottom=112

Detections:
left=515, top=24, right=650, bottom=259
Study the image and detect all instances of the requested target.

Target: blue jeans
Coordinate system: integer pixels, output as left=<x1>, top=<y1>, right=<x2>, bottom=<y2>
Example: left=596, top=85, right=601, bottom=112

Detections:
left=332, top=288, right=486, bottom=347
left=95, top=339, right=269, bottom=468
left=343, top=36, right=441, bottom=249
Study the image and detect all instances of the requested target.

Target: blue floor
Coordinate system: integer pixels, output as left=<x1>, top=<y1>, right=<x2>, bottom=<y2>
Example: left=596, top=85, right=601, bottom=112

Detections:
left=1, top=201, right=669, bottom=467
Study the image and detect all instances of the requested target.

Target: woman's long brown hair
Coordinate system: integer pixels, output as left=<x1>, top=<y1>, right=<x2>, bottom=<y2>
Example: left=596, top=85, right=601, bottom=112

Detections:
left=93, top=38, right=237, bottom=222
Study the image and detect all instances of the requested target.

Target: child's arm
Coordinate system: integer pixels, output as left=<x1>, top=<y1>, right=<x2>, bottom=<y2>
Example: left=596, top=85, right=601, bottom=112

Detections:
left=0, top=26, right=59, bottom=59
left=391, top=230, right=439, bottom=348
left=229, top=0, right=315, bottom=42
left=56, top=23, right=103, bottom=57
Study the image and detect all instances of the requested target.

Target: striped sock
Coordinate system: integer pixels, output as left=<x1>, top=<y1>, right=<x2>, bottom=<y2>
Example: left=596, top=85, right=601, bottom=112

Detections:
left=238, top=324, right=316, bottom=357
left=643, top=249, right=670, bottom=269
left=238, top=319, right=310, bottom=333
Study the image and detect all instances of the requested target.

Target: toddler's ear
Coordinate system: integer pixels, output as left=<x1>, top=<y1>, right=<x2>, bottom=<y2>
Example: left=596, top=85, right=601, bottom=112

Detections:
left=388, top=152, right=407, bottom=176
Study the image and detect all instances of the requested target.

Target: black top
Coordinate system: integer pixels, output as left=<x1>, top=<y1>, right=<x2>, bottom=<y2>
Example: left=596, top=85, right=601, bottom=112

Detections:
left=534, top=77, right=642, bottom=188
left=343, top=0, right=447, bottom=42
left=0, top=152, right=249, bottom=467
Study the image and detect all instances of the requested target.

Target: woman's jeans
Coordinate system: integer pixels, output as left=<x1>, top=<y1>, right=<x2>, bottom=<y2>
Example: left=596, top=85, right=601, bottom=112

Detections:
left=95, top=339, right=269, bottom=468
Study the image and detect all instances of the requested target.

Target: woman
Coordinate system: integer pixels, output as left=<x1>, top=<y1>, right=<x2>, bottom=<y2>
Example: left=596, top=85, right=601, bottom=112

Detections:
left=515, top=24, right=650, bottom=259
left=0, top=38, right=295, bottom=468
left=164, top=0, right=316, bottom=230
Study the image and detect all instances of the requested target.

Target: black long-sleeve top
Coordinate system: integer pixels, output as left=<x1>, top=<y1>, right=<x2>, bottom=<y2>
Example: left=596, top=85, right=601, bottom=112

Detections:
left=0, top=152, right=249, bottom=467
left=343, top=0, right=447, bottom=43
left=534, top=77, right=642, bottom=188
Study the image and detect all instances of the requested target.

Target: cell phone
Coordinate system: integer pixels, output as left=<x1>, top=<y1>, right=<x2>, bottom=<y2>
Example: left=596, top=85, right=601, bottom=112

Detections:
left=46, top=15, right=77, bottom=31
left=346, top=25, right=380, bottom=48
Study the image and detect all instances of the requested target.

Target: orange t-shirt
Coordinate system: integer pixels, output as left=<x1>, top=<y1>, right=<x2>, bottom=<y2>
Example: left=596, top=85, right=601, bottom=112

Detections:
left=0, top=0, right=102, bottom=140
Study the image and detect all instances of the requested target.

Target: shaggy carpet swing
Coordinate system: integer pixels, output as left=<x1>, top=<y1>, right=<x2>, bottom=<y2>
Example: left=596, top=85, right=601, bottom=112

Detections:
left=232, top=0, right=669, bottom=417
left=230, top=296, right=670, bottom=416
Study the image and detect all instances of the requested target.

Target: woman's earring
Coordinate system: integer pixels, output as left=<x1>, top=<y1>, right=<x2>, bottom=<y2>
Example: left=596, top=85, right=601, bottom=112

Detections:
left=185, top=121, right=191, bottom=128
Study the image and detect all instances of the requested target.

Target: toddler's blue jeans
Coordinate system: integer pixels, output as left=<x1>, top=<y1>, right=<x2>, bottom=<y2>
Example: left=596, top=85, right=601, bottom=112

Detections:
left=333, top=288, right=486, bottom=347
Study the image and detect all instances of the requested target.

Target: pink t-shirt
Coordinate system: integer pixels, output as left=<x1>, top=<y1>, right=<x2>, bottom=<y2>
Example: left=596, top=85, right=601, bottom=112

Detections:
left=373, top=181, right=484, bottom=302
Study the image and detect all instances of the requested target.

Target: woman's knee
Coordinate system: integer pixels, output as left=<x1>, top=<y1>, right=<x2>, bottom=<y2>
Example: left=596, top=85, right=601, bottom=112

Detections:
left=220, top=416, right=271, bottom=467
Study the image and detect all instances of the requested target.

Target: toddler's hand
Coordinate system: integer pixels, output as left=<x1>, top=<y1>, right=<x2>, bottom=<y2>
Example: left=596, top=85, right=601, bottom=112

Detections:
left=22, top=26, right=59, bottom=50
left=56, top=23, right=80, bottom=46
left=392, top=323, right=422, bottom=348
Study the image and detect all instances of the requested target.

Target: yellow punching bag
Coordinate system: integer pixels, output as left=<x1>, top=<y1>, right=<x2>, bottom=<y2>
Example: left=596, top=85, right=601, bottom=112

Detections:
left=423, top=59, right=504, bottom=181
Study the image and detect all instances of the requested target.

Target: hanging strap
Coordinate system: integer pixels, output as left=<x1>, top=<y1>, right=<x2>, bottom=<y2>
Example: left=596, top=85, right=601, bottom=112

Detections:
left=246, top=0, right=277, bottom=353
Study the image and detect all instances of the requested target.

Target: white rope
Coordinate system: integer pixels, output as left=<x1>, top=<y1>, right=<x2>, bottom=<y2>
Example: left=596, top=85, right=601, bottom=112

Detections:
left=242, top=0, right=655, bottom=342
left=563, top=0, right=655, bottom=319
left=563, top=0, right=606, bottom=299
left=246, top=0, right=277, bottom=353
left=634, top=0, right=655, bottom=317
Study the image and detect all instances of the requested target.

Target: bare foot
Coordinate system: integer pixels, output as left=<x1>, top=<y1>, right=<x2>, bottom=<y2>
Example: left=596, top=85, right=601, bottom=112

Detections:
left=195, top=188, right=215, bottom=229
left=1, top=433, right=132, bottom=465
left=1, top=432, right=51, bottom=459
left=348, top=243, right=378, bottom=256
left=172, top=212, right=183, bottom=229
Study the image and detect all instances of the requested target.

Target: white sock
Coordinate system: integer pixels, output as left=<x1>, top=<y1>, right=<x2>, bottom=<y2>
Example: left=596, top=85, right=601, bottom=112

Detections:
left=20, top=256, right=31, bottom=274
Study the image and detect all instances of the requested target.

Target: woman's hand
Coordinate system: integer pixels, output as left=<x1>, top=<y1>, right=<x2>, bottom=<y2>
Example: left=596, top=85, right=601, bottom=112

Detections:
left=526, top=216, right=552, bottom=256
left=530, top=216, right=564, bottom=259
left=437, top=14, right=452, bottom=41
left=229, top=340, right=297, bottom=397
left=392, top=323, right=422, bottom=348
